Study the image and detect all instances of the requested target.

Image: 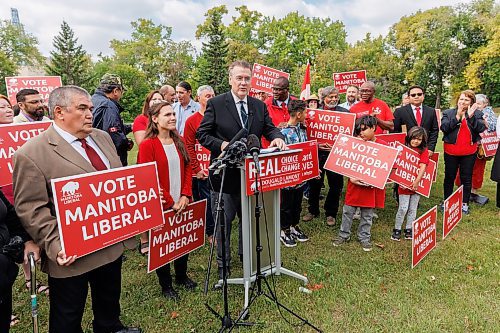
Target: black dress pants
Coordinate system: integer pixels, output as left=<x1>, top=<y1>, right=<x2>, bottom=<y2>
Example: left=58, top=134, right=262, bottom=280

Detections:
left=280, top=187, right=304, bottom=230
left=0, top=254, right=19, bottom=333
left=308, top=151, right=344, bottom=217
left=48, top=256, right=124, bottom=333
left=156, top=254, right=189, bottom=290
left=443, top=153, right=476, bottom=204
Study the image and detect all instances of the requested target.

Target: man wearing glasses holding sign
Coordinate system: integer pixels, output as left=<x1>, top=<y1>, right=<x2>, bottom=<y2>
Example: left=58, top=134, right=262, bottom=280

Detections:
left=13, top=89, right=50, bottom=123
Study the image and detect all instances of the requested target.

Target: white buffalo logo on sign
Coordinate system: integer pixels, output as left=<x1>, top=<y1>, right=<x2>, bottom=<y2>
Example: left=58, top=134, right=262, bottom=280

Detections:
left=8, top=78, right=18, bottom=86
left=396, top=145, right=404, bottom=156
left=62, top=181, right=80, bottom=196
left=338, top=136, right=349, bottom=146
left=308, top=110, right=316, bottom=119
left=254, top=65, right=261, bottom=72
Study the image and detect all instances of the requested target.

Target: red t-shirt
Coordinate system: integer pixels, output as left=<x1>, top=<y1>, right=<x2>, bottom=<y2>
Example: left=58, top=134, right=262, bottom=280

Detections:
left=344, top=138, right=387, bottom=208
left=398, top=147, right=430, bottom=195
left=183, top=112, right=204, bottom=174
left=132, top=114, right=148, bottom=132
left=349, top=98, right=394, bottom=134
left=443, top=118, right=477, bottom=156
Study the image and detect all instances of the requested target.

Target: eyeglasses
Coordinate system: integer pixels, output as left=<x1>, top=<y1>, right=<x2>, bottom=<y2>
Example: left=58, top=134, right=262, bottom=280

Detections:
left=272, top=87, right=288, bottom=91
left=410, top=93, right=423, bottom=97
left=233, top=76, right=251, bottom=83
left=25, top=99, right=44, bottom=105
left=359, top=89, right=373, bottom=93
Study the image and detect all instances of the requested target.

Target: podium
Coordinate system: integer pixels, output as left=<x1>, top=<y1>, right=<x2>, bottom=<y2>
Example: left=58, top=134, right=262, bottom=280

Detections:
left=223, top=149, right=309, bottom=309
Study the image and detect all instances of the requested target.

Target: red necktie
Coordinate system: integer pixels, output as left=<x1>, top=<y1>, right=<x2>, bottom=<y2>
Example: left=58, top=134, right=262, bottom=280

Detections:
left=415, top=106, right=422, bottom=126
left=78, top=138, right=107, bottom=171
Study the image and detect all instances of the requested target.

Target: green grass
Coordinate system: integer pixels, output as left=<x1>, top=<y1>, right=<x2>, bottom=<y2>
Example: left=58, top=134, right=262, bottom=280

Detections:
left=10, top=137, right=500, bottom=333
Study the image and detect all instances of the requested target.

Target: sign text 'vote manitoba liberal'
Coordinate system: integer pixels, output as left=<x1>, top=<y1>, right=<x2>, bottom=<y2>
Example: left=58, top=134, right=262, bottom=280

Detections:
left=0, top=122, right=52, bottom=186
left=332, top=70, right=367, bottom=94
left=412, top=206, right=437, bottom=268
left=306, top=109, right=356, bottom=145
left=148, top=200, right=206, bottom=272
left=52, top=163, right=164, bottom=257
left=324, top=134, right=398, bottom=189
left=5, top=76, right=62, bottom=105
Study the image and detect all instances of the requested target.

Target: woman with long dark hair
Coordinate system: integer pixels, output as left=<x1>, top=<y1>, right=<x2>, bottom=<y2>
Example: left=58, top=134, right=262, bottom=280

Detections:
left=137, top=102, right=196, bottom=300
left=441, top=90, right=486, bottom=214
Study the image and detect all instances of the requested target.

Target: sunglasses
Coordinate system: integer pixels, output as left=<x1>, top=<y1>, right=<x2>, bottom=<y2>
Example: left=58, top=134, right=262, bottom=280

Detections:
left=410, top=93, right=423, bottom=97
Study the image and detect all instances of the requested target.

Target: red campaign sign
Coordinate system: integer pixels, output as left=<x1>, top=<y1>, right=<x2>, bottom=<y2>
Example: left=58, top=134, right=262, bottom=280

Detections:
left=245, top=150, right=302, bottom=196
left=306, top=109, right=356, bottom=145
left=332, top=70, right=367, bottom=94
left=5, top=76, right=62, bottom=105
left=192, top=142, right=210, bottom=176
left=251, top=63, right=289, bottom=94
left=287, top=140, right=320, bottom=182
left=51, top=163, right=164, bottom=257
left=376, top=133, right=406, bottom=149
left=148, top=200, right=206, bottom=272
left=324, top=134, right=398, bottom=189
left=443, top=185, right=463, bottom=239
left=0, top=121, right=52, bottom=186
left=429, top=152, right=440, bottom=182
left=412, top=206, right=437, bottom=268
left=388, top=143, right=436, bottom=198
left=479, top=131, right=499, bottom=157
left=249, top=88, right=271, bottom=98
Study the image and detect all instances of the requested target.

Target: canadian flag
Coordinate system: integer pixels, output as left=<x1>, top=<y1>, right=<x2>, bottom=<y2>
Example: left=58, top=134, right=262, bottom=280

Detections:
left=300, top=62, right=311, bottom=100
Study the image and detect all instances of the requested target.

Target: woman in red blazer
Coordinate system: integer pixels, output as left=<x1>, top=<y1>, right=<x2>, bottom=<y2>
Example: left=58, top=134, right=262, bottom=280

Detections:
left=138, top=101, right=197, bottom=301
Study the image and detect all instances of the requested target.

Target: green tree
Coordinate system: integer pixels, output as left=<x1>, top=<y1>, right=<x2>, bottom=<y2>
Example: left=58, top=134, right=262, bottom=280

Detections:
left=0, top=20, right=44, bottom=94
left=110, top=19, right=195, bottom=87
left=46, top=21, right=92, bottom=86
left=195, top=6, right=229, bottom=94
left=387, top=7, right=462, bottom=108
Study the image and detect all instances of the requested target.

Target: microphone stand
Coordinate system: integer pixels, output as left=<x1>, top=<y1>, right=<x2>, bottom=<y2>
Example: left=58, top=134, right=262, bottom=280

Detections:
left=204, top=162, right=253, bottom=332
left=229, top=152, right=322, bottom=333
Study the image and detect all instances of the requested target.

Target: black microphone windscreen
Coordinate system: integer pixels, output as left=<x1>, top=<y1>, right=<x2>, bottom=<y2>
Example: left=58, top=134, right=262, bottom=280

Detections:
left=224, top=128, right=248, bottom=151
left=247, top=134, right=260, bottom=154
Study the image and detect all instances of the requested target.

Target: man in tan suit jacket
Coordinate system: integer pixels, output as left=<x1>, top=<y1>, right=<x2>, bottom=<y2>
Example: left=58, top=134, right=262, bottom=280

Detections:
left=13, top=86, right=140, bottom=333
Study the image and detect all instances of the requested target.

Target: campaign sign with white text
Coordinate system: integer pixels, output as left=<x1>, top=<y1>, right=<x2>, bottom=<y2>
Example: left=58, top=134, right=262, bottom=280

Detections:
left=306, top=109, right=356, bottom=145
left=412, top=206, right=437, bottom=268
left=148, top=200, right=206, bottom=272
left=479, top=131, right=499, bottom=157
left=429, top=152, right=440, bottom=182
left=51, top=163, right=164, bottom=257
left=324, top=134, right=398, bottom=189
left=332, top=70, right=367, bottom=94
left=287, top=140, right=320, bottom=182
left=192, top=142, right=210, bottom=176
left=5, top=76, right=62, bottom=105
left=376, top=133, right=406, bottom=149
left=388, top=142, right=436, bottom=198
left=443, top=186, right=463, bottom=239
left=251, top=64, right=289, bottom=94
left=245, top=150, right=302, bottom=196
left=0, top=121, right=52, bottom=186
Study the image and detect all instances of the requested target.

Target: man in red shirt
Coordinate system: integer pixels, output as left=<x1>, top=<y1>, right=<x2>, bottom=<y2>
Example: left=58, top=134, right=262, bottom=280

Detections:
left=184, top=85, right=216, bottom=242
left=350, top=81, right=394, bottom=134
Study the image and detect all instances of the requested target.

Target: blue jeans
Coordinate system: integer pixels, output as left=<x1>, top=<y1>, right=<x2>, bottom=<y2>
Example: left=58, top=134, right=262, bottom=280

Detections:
left=192, top=178, right=214, bottom=236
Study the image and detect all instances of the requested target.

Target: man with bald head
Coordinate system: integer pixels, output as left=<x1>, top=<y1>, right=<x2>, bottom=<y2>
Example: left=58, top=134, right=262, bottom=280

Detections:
left=349, top=81, right=394, bottom=133
left=13, top=86, right=141, bottom=333
left=160, top=84, right=176, bottom=104
left=265, top=76, right=297, bottom=129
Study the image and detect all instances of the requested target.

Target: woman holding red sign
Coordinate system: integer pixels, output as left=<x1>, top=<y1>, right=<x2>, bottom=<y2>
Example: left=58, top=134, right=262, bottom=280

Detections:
left=441, top=90, right=486, bottom=215
left=138, top=101, right=197, bottom=301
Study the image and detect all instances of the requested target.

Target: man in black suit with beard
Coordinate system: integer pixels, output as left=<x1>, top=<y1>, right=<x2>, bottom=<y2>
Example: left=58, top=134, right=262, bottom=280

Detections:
left=393, top=85, right=439, bottom=154
left=197, top=60, right=285, bottom=278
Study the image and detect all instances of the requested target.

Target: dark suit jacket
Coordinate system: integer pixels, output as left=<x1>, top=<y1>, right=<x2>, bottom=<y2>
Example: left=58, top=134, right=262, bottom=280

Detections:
left=13, top=126, right=133, bottom=278
left=197, top=92, right=284, bottom=194
left=393, top=104, right=439, bottom=152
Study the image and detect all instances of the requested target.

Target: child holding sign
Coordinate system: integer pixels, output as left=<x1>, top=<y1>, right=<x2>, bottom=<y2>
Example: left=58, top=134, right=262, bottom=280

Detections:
left=279, top=100, right=309, bottom=247
left=333, top=116, right=387, bottom=252
left=392, top=127, right=429, bottom=241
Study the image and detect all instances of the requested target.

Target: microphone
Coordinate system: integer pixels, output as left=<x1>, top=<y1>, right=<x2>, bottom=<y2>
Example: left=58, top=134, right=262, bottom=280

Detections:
left=209, top=128, right=249, bottom=170
left=247, top=134, right=261, bottom=173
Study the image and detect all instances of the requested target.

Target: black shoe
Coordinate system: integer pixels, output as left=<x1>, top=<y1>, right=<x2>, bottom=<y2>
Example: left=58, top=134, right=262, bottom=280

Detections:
left=391, top=229, right=401, bottom=241
left=404, top=228, right=413, bottom=240
left=115, top=328, right=142, bottom=333
left=162, top=287, right=180, bottom=301
left=175, top=277, right=197, bottom=290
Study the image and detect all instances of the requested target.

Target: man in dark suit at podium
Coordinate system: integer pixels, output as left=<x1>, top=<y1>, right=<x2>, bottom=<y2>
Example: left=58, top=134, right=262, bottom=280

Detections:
left=197, top=60, right=285, bottom=277
left=393, top=85, right=439, bottom=154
